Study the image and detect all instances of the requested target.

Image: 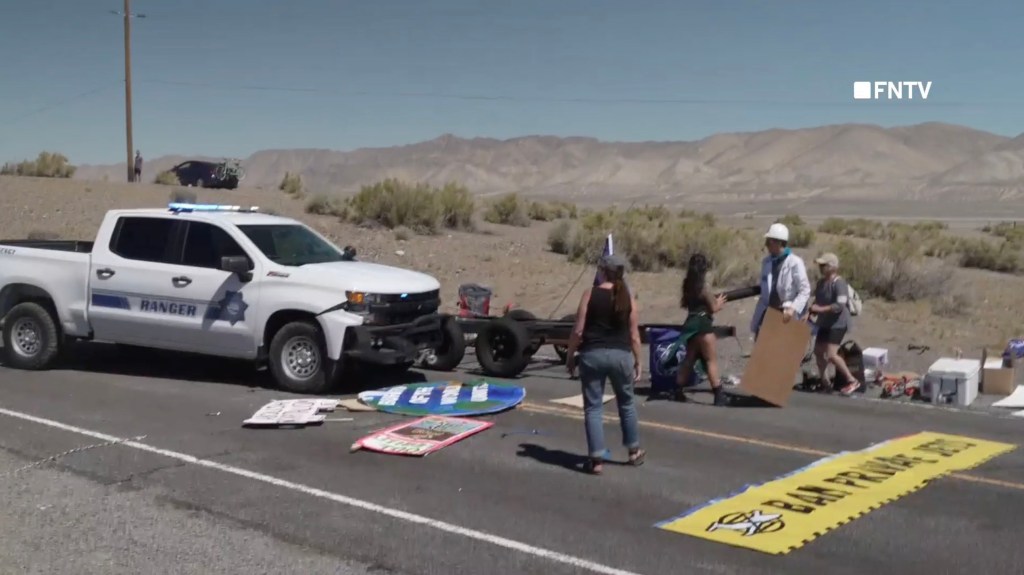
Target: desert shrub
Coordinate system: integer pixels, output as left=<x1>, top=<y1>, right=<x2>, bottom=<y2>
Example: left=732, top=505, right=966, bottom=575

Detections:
left=346, top=179, right=442, bottom=233
left=169, top=189, right=197, bottom=203
left=483, top=193, right=530, bottom=227
left=777, top=213, right=805, bottom=227
left=559, top=207, right=760, bottom=285
left=154, top=170, right=179, bottom=185
left=832, top=237, right=951, bottom=302
left=344, top=179, right=474, bottom=234
left=305, top=194, right=348, bottom=217
left=982, top=222, right=1024, bottom=247
left=529, top=201, right=577, bottom=221
left=818, top=217, right=886, bottom=239
left=547, top=220, right=573, bottom=254
left=394, top=226, right=413, bottom=241
left=0, top=151, right=75, bottom=178
left=278, top=172, right=304, bottom=198
left=955, top=238, right=1022, bottom=273
left=433, top=182, right=476, bottom=231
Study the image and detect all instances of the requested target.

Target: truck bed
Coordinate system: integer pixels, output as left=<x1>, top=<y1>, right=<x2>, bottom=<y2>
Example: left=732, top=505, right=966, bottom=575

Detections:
left=0, top=239, right=94, bottom=253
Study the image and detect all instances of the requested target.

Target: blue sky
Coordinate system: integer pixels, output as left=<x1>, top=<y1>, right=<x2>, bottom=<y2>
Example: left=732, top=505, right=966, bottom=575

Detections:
left=3, top=0, right=1023, bottom=165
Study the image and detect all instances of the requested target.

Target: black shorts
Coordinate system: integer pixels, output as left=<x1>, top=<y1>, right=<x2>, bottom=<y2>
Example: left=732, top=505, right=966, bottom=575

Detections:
left=815, top=327, right=846, bottom=345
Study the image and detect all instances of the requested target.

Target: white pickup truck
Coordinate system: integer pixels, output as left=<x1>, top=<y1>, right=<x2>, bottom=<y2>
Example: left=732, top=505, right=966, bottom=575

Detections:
left=0, top=203, right=466, bottom=393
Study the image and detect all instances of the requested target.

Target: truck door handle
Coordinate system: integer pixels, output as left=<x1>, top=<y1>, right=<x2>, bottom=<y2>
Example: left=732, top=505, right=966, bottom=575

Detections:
left=172, top=276, right=192, bottom=287
left=96, top=268, right=115, bottom=279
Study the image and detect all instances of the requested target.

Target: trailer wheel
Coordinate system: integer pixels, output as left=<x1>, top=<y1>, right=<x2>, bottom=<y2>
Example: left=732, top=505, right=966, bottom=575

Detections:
left=553, top=313, right=575, bottom=364
left=504, top=308, right=540, bottom=357
left=422, top=316, right=466, bottom=371
left=2, top=302, right=62, bottom=370
left=475, top=317, right=531, bottom=378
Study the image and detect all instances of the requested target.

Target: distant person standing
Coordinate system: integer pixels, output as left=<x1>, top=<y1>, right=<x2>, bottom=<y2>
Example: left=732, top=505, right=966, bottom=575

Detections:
left=133, top=150, right=143, bottom=182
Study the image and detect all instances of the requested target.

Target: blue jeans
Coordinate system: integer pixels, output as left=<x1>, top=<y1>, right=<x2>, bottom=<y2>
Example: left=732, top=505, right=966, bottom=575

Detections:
left=578, top=347, right=640, bottom=458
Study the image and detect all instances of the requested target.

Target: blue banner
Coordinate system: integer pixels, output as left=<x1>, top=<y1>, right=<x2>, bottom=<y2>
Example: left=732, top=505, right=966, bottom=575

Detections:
left=357, top=379, right=526, bottom=416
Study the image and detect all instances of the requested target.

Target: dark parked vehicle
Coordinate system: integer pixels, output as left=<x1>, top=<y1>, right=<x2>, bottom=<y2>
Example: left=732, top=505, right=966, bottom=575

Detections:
left=169, top=159, right=244, bottom=190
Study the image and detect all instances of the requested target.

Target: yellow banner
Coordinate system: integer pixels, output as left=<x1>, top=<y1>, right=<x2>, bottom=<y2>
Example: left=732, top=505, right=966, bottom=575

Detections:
left=657, top=432, right=1015, bottom=555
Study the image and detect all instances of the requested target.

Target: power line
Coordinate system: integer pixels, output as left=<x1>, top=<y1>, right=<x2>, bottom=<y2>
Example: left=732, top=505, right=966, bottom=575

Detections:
left=134, top=78, right=1019, bottom=108
left=1, top=84, right=119, bottom=126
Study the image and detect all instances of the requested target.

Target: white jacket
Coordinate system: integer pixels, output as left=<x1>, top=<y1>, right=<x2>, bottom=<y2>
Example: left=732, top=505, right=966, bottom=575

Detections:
left=750, top=251, right=812, bottom=334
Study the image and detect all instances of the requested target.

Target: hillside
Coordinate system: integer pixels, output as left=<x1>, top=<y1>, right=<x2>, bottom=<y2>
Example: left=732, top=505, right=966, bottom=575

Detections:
left=71, top=122, right=1024, bottom=202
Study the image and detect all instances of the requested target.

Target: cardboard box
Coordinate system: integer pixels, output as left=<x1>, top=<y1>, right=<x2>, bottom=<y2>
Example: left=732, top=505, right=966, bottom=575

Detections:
left=862, top=347, right=889, bottom=369
left=981, top=349, right=1016, bottom=396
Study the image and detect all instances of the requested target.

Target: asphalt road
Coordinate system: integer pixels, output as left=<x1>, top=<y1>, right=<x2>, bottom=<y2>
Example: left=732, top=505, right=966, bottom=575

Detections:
left=1, top=343, right=1022, bottom=575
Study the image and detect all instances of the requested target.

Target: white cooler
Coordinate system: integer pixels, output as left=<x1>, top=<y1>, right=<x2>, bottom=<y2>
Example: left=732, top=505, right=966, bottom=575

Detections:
left=922, top=358, right=981, bottom=406
left=862, top=347, right=889, bottom=369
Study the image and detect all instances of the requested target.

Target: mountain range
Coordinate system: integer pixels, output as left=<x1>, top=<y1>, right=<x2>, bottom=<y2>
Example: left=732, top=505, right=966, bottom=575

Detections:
left=73, top=122, right=1024, bottom=203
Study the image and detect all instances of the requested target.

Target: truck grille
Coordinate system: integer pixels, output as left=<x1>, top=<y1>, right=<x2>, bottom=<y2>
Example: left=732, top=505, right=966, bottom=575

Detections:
left=368, top=290, right=440, bottom=325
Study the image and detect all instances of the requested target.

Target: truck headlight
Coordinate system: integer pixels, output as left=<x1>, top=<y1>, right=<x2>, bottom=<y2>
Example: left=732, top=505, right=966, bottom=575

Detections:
left=345, top=291, right=380, bottom=313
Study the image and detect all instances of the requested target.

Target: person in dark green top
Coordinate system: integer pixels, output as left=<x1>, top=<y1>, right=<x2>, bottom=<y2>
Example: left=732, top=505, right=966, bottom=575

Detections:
left=674, top=253, right=729, bottom=406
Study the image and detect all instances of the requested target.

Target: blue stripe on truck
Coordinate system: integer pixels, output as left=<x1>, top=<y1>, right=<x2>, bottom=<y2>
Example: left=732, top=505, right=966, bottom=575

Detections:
left=91, top=293, right=131, bottom=310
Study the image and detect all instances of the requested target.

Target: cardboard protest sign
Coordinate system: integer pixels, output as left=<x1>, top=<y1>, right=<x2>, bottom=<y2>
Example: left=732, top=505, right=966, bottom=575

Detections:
left=242, top=399, right=339, bottom=427
left=357, top=380, right=525, bottom=417
left=352, top=416, right=493, bottom=456
left=739, top=308, right=812, bottom=407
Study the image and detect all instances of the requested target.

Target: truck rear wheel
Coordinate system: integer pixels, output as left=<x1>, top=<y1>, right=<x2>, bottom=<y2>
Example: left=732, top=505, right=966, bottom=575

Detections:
left=268, top=320, right=335, bottom=394
left=2, top=302, right=61, bottom=370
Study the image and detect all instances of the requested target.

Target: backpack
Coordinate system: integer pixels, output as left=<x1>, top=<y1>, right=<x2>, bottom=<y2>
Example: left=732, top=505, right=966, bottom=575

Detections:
left=833, top=276, right=862, bottom=316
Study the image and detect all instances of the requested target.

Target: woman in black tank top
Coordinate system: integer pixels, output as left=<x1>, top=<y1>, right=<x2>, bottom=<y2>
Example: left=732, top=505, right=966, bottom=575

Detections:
left=565, top=254, right=645, bottom=475
left=675, top=253, right=728, bottom=406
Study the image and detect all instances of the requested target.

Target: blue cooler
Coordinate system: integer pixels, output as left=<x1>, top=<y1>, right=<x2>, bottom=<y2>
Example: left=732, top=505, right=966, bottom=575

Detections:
left=648, top=327, right=700, bottom=396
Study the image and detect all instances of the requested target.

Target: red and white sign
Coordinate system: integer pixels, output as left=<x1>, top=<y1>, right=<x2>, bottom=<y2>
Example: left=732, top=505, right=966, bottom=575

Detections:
left=352, top=416, right=493, bottom=456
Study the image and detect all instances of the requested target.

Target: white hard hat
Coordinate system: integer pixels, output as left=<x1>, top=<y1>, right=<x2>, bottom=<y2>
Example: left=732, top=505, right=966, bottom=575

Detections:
left=764, top=222, right=790, bottom=242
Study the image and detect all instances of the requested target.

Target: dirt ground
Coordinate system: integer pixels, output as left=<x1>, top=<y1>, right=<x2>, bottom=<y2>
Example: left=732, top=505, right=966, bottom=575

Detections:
left=2, top=175, right=1022, bottom=383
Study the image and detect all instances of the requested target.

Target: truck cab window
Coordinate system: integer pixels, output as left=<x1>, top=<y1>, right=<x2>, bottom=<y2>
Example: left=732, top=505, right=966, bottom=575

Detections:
left=181, top=221, right=251, bottom=269
left=110, top=217, right=179, bottom=263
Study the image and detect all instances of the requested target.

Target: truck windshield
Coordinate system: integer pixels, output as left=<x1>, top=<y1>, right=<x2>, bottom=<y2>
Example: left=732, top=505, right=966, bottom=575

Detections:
left=237, top=224, right=344, bottom=266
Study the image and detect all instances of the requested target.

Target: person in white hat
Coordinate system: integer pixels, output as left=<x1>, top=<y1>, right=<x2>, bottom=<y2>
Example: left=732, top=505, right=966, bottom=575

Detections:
left=749, top=222, right=811, bottom=339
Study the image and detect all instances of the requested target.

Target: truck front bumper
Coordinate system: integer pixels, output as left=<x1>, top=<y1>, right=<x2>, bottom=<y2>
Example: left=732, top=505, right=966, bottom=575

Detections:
left=341, top=313, right=446, bottom=365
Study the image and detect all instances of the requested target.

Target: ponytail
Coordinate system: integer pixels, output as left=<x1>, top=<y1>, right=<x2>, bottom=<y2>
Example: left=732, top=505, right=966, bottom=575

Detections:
left=610, top=275, right=632, bottom=326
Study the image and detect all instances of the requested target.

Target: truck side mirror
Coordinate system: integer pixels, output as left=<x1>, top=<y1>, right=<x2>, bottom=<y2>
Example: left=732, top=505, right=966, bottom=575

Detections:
left=341, top=246, right=357, bottom=261
left=221, top=255, right=254, bottom=282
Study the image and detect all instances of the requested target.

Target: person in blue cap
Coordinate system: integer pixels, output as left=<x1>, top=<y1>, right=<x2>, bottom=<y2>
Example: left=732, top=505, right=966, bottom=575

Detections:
left=565, top=253, right=645, bottom=475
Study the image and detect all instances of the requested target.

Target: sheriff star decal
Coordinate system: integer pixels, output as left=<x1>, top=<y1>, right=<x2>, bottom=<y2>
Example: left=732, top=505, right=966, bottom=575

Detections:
left=206, top=291, right=249, bottom=324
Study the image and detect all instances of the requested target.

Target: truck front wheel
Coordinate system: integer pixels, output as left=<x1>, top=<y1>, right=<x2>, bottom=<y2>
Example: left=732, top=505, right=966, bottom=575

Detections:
left=268, top=320, right=335, bottom=394
left=2, top=302, right=61, bottom=370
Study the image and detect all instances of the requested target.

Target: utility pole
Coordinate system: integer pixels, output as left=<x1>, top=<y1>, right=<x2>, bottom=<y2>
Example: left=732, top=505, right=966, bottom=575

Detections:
left=123, top=0, right=133, bottom=182
left=111, top=1, right=145, bottom=182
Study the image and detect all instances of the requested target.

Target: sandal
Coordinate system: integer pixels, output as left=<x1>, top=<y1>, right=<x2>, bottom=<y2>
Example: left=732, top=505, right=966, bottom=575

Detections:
left=628, top=448, right=646, bottom=466
left=841, top=381, right=862, bottom=396
left=584, top=458, right=604, bottom=475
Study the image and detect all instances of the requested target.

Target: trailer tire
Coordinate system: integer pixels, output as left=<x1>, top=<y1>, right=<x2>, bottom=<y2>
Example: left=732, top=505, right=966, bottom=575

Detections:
left=475, top=317, right=531, bottom=378
left=2, top=302, right=61, bottom=370
left=553, top=313, right=575, bottom=364
left=504, top=308, right=540, bottom=357
left=422, top=316, right=466, bottom=372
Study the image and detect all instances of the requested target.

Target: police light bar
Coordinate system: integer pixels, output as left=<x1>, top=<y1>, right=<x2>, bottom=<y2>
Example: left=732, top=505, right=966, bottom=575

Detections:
left=168, top=202, right=260, bottom=213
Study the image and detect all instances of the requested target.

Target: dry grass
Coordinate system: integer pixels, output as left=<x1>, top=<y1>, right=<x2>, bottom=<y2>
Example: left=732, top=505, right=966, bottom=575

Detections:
left=154, top=170, right=180, bottom=186
left=1, top=174, right=1022, bottom=373
left=339, top=179, right=476, bottom=235
left=1, top=152, right=75, bottom=178
left=483, top=193, right=531, bottom=227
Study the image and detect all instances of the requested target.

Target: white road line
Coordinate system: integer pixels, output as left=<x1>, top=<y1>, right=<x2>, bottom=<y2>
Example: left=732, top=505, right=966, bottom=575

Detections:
left=0, top=405, right=642, bottom=575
